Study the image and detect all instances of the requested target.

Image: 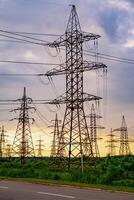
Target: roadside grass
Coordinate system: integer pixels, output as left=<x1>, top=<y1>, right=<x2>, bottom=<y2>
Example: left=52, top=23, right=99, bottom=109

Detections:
left=0, top=156, right=134, bottom=193
left=0, top=176, right=134, bottom=193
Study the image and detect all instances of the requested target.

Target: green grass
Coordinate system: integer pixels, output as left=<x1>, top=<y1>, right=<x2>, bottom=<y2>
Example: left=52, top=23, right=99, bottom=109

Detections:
left=0, top=156, right=134, bottom=192
left=0, top=176, right=134, bottom=193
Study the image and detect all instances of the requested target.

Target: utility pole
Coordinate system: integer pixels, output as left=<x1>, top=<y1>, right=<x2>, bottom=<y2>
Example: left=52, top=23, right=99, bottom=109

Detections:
left=113, top=116, right=131, bottom=155
left=50, top=113, right=62, bottom=158
left=11, top=87, right=35, bottom=163
left=0, top=126, right=6, bottom=158
left=45, top=5, right=107, bottom=171
left=106, top=128, right=117, bottom=156
left=36, top=136, right=44, bottom=157
left=86, top=104, right=104, bottom=157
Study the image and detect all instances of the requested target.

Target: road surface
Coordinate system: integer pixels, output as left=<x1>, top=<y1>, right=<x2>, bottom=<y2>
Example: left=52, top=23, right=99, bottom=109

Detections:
left=0, top=180, right=133, bottom=200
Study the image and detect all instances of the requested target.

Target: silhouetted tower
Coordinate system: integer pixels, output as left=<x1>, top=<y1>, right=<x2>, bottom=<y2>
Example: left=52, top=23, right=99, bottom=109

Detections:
left=106, top=128, right=117, bottom=156
left=46, top=5, right=107, bottom=170
left=113, top=116, right=131, bottom=155
left=0, top=126, right=6, bottom=158
left=86, top=104, right=103, bottom=157
left=12, top=87, right=35, bottom=163
left=36, top=136, right=44, bottom=157
left=5, top=144, right=11, bottom=158
left=50, top=114, right=61, bottom=157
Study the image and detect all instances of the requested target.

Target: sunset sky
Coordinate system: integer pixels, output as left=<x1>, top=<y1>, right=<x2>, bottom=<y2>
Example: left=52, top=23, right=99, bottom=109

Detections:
left=0, top=0, right=134, bottom=156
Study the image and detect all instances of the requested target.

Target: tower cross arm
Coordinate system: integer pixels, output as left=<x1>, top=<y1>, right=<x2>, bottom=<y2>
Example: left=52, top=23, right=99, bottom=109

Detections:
left=45, top=61, right=107, bottom=77
left=83, top=61, right=107, bottom=72
left=47, top=31, right=100, bottom=47
left=47, top=32, right=100, bottom=48
left=48, top=34, right=66, bottom=47
left=86, top=114, right=102, bottom=118
left=45, top=64, right=66, bottom=76
left=82, top=32, right=100, bottom=42
left=42, top=93, right=102, bottom=105
left=113, top=127, right=127, bottom=132
left=83, top=92, right=102, bottom=102
left=10, top=106, right=35, bottom=112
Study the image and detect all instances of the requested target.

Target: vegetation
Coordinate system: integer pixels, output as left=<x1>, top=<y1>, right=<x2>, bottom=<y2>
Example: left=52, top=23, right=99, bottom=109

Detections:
left=0, top=156, right=134, bottom=190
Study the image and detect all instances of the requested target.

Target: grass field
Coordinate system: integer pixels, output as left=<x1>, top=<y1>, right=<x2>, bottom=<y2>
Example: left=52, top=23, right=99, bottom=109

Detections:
left=0, top=155, right=134, bottom=192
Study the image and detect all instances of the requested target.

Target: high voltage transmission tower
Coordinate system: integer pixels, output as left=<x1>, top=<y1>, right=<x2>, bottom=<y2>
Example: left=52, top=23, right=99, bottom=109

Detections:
left=5, top=144, right=11, bottom=158
left=106, top=128, right=117, bottom=156
left=11, top=87, right=35, bottom=163
left=50, top=114, right=62, bottom=158
left=0, top=126, right=7, bottom=158
left=86, top=104, right=104, bottom=157
left=113, top=116, right=131, bottom=155
left=36, top=136, right=44, bottom=157
left=45, top=5, right=107, bottom=171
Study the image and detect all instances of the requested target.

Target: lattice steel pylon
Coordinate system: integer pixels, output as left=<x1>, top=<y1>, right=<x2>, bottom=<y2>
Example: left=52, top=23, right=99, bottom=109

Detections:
left=45, top=5, right=107, bottom=171
left=106, top=128, right=117, bottom=156
left=36, top=136, right=44, bottom=157
left=5, top=144, right=11, bottom=158
left=113, top=116, right=131, bottom=155
left=0, top=126, right=6, bottom=158
left=86, top=104, right=104, bottom=157
left=11, top=87, right=35, bottom=163
left=50, top=114, right=62, bottom=157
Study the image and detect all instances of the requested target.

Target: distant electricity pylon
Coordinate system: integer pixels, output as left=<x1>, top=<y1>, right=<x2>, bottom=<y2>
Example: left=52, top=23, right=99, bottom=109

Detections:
left=11, top=87, right=35, bottom=163
left=86, top=104, right=104, bottom=157
left=113, top=116, right=131, bottom=155
left=45, top=5, right=107, bottom=171
left=0, top=126, right=6, bottom=158
left=106, top=128, right=117, bottom=156
left=50, top=114, right=62, bottom=158
left=36, top=136, right=44, bottom=157
left=5, top=144, right=11, bottom=158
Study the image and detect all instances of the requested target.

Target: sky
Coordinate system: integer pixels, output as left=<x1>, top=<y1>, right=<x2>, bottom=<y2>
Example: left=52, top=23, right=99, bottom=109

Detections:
left=0, top=0, right=134, bottom=156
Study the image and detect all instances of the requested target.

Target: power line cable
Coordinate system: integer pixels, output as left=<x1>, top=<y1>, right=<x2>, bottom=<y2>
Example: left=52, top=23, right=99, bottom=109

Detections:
left=84, top=49, right=134, bottom=62
left=0, top=60, right=61, bottom=66
left=0, top=30, right=49, bottom=43
left=1, top=30, right=134, bottom=65
left=0, top=33, right=46, bottom=46
left=0, top=73, right=44, bottom=77
left=34, top=121, right=48, bottom=135
left=1, top=30, right=60, bottom=37
left=85, top=52, right=134, bottom=65
left=1, top=29, right=134, bottom=63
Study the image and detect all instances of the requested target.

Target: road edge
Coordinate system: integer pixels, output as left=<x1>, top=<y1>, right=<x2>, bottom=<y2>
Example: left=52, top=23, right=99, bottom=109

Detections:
left=0, top=177, right=134, bottom=194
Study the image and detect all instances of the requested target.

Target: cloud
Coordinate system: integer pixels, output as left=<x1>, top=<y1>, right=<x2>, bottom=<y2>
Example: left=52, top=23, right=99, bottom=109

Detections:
left=124, top=39, right=134, bottom=48
left=108, top=0, right=133, bottom=12
left=0, top=0, right=134, bottom=155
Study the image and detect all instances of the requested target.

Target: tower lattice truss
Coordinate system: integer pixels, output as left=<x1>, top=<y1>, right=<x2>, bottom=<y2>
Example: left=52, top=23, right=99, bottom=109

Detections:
left=46, top=5, right=107, bottom=170
left=106, top=128, right=117, bottom=156
left=0, top=126, right=6, bottom=158
left=113, top=116, right=131, bottom=155
left=36, top=136, right=44, bottom=157
left=86, top=104, right=104, bottom=157
left=12, top=87, right=35, bottom=160
left=50, top=113, right=61, bottom=158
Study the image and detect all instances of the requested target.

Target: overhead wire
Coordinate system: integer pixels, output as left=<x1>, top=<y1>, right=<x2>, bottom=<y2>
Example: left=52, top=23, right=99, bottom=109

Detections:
left=33, top=120, right=48, bottom=135
left=1, top=30, right=60, bottom=37
left=85, top=50, right=134, bottom=62
left=32, top=102, right=50, bottom=124
left=0, top=60, right=61, bottom=66
left=0, top=73, right=43, bottom=77
left=84, top=51, right=134, bottom=65
left=0, top=29, right=50, bottom=43
left=0, top=33, right=47, bottom=46
left=0, top=30, right=134, bottom=65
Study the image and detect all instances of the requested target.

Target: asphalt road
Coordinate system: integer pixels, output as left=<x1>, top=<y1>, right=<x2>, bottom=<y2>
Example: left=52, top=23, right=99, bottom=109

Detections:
left=0, top=180, right=133, bottom=200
